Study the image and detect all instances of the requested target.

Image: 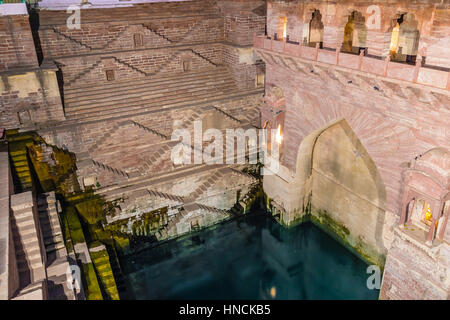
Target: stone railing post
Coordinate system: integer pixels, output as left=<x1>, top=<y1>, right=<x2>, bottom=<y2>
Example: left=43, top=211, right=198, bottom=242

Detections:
left=298, top=38, right=303, bottom=56
left=335, top=45, right=341, bottom=65
left=358, top=50, right=364, bottom=70
left=413, top=55, right=422, bottom=83
left=383, top=54, right=391, bottom=77
left=425, top=203, right=441, bottom=246
left=399, top=190, right=411, bottom=228
left=425, top=218, right=437, bottom=247
left=447, top=71, right=450, bottom=90
left=315, top=43, right=319, bottom=61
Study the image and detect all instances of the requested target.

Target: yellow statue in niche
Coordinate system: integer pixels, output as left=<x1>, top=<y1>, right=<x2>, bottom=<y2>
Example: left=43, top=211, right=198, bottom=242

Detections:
left=424, top=204, right=432, bottom=223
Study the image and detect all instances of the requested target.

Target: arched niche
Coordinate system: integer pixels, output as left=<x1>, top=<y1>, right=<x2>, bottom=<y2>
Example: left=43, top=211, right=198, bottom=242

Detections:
left=389, top=13, right=420, bottom=64
left=303, top=9, right=324, bottom=48
left=342, top=11, right=367, bottom=54
left=399, top=148, right=450, bottom=246
left=291, top=118, right=387, bottom=265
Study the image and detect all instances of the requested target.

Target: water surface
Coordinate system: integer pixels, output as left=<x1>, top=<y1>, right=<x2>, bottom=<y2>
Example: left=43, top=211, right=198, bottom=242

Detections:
left=121, top=211, right=380, bottom=300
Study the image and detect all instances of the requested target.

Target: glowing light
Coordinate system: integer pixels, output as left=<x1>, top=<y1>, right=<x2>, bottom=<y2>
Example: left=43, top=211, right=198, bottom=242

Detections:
left=389, top=23, right=400, bottom=53
left=275, top=124, right=283, bottom=144
left=424, top=205, right=432, bottom=222
left=282, top=17, right=287, bottom=39
left=270, top=286, right=277, bottom=298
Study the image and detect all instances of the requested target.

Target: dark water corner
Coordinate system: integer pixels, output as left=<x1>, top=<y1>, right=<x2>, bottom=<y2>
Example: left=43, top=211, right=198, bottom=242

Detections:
left=120, top=210, right=381, bottom=300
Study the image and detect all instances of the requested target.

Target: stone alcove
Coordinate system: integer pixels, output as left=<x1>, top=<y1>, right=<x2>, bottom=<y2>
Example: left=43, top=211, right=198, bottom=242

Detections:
left=399, top=148, right=449, bottom=246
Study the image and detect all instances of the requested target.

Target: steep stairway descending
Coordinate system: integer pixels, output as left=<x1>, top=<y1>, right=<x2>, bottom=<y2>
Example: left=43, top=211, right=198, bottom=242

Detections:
left=89, top=245, right=120, bottom=300
left=213, top=106, right=242, bottom=124
left=77, top=158, right=130, bottom=179
left=147, top=189, right=186, bottom=204
left=6, top=132, right=34, bottom=192
left=130, top=121, right=170, bottom=140
left=136, top=144, right=170, bottom=175
left=187, top=169, right=225, bottom=201
left=105, top=245, right=129, bottom=299
left=37, top=192, right=77, bottom=300
left=62, top=67, right=240, bottom=121
left=37, top=193, right=67, bottom=262
left=10, top=193, right=45, bottom=288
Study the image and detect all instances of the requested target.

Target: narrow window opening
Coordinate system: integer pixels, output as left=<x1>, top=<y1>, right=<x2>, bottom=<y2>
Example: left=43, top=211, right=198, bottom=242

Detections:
left=308, top=10, right=324, bottom=48
left=106, top=69, right=115, bottom=81
left=342, top=11, right=367, bottom=55
left=390, top=13, right=420, bottom=64
left=134, top=33, right=143, bottom=47
left=182, top=60, right=191, bottom=72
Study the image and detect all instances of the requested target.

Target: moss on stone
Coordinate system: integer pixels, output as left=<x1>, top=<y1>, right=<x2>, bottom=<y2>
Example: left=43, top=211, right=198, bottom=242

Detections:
left=64, top=206, right=86, bottom=245
left=81, top=263, right=103, bottom=300
left=309, top=207, right=385, bottom=268
left=89, top=243, right=120, bottom=300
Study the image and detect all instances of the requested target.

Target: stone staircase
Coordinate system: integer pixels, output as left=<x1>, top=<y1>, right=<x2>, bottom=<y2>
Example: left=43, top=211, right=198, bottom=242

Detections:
left=62, top=67, right=239, bottom=121
left=213, top=106, right=243, bottom=124
left=90, top=159, right=130, bottom=178
left=147, top=189, right=186, bottom=204
left=7, top=132, right=34, bottom=192
left=9, top=149, right=32, bottom=192
left=37, top=193, right=67, bottom=262
left=89, top=244, right=120, bottom=300
left=136, top=143, right=174, bottom=175
left=187, top=169, right=225, bottom=200
left=37, top=192, right=77, bottom=300
left=10, top=192, right=45, bottom=288
left=130, top=121, right=169, bottom=140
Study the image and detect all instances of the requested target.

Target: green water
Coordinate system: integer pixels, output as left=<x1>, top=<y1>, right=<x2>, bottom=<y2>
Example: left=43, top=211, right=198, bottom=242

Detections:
left=120, top=211, right=380, bottom=300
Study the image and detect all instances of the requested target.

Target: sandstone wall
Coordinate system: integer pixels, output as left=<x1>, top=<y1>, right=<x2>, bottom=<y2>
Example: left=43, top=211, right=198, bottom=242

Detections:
left=0, top=68, right=65, bottom=129
left=38, top=17, right=225, bottom=58
left=380, top=230, right=450, bottom=299
left=54, top=44, right=223, bottom=88
left=0, top=14, right=38, bottom=71
left=267, top=0, right=450, bottom=69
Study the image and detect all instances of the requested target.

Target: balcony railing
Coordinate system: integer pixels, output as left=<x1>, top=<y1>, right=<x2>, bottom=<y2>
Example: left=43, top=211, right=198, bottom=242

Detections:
left=254, top=34, right=450, bottom=91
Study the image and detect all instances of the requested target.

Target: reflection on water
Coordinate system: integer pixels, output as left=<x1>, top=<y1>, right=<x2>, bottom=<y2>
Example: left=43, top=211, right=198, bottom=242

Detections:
left=120, top=211, right=380, bottom=300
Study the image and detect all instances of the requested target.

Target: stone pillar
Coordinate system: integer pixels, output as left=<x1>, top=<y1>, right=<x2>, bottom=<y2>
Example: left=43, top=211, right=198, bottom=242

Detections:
left=425, top=203, right=441, bottom=246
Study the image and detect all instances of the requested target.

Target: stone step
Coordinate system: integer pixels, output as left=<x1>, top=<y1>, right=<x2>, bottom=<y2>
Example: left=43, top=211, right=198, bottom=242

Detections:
left=40, top=222, right=62, bottom=239
left=38, top=210, right=60, bottom=223
left=64, top=79, right=237, bottom=114
left=16, top=245, right=41, bottom=259
left=16, top=249, right=42, bottom=265
left=12, top=223, right=38, bottom=240
left=64, top=67, right=229, bottom=95
left=43, top=233, right=64, bottom=246
left=99, top=163, right=224, bottom=200
left=45, top=241, right=66, bottom=254
left=65, top=77, right=236, bottom=112
left=64, top=68, right=230, bottom=102
left=12, top=208, right=35, bottom=221
left=66, top=85, right=240, bottom=121
left=18, top=256, right=43, bottom=272
left=13, top=229, right=37, bottom=245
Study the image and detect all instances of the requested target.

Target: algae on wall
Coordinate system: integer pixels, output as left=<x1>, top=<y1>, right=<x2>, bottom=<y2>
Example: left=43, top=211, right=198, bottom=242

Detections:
left=89, top=242, right=120, bottom=300
left=6, top=130, right=125, bottom=299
